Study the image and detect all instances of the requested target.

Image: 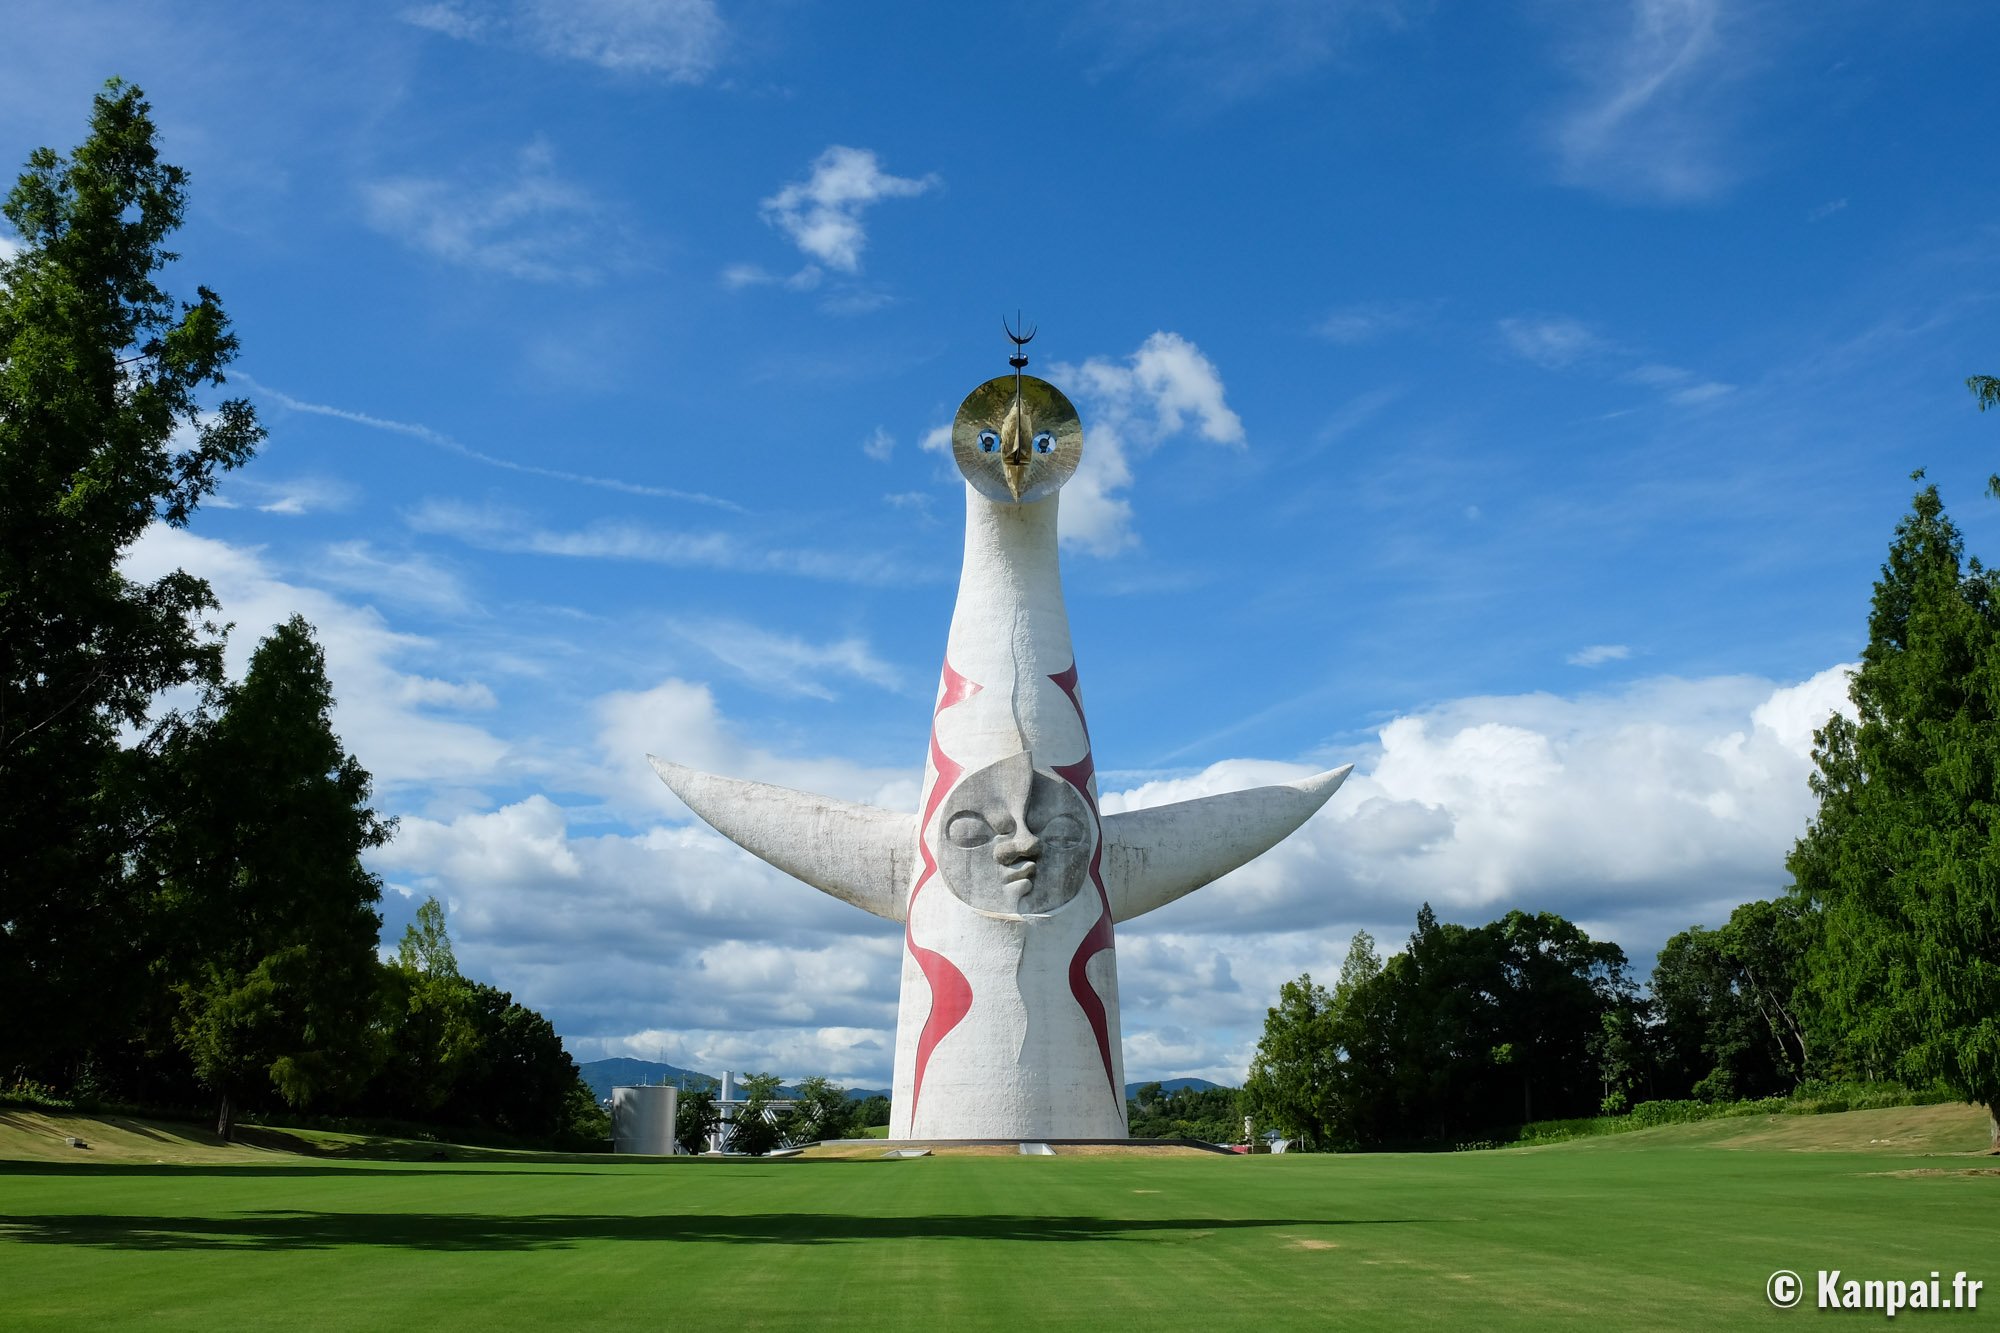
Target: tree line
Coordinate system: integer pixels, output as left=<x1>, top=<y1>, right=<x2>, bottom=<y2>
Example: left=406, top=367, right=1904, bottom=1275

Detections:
left=0, top=81, right=600, bottom=1146
left=1245, top=472, right=2000, bottom=1150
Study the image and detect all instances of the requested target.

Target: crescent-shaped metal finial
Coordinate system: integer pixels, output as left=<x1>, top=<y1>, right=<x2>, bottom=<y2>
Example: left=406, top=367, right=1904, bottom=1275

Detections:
left=1004, top=312, right=1036, bottom=369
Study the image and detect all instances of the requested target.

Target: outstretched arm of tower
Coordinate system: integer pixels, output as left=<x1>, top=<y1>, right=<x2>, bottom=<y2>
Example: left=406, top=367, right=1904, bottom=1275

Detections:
left=1099, top=765, right=1352, bottom=924
left=648, top=757, right=913, bottom=922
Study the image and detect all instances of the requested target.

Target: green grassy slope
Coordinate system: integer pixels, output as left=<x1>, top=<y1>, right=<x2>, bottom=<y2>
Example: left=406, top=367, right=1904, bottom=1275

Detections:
left=2, top=1105, right=1992, bottom=1331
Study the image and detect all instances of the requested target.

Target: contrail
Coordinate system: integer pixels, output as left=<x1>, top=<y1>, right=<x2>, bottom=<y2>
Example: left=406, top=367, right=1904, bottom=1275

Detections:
left=233, top=372, right=745, bottom=513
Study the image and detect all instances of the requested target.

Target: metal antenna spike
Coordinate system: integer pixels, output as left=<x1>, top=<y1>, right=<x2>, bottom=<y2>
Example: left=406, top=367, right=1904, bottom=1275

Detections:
left=1003, top=312, right=1036, bottom=370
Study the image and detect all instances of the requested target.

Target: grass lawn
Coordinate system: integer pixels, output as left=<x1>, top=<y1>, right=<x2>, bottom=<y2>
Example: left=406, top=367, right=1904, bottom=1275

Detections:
left=1, top=1105, right=1993, bottom=1330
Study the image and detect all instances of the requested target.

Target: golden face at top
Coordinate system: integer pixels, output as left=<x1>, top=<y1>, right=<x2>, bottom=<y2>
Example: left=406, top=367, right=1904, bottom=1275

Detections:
left=951, top=373, right=1084, bottom=504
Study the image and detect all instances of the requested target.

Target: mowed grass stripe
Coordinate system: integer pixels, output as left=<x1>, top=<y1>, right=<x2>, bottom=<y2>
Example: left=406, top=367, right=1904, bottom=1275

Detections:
left=2, top=1110, right=1994, bottom=1330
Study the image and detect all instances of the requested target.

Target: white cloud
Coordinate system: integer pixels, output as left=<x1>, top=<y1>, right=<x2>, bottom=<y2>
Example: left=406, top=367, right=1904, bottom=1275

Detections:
left=1568, top=643, right=1631, bottom=667
left=122, top=527, right=511, bottom=791
left=1054, top=331, right=1244, bottom=555
left=918, top=423, right=952, bottom=455
left=1546, top=0, right=1745, bottom=202
left=1808, top=197, right=1849, bottom=223
left=361, top=139, right=619, bottom=284
left=354, top=655, right=1861, bottom=1085
left=667, top=617, right=902, bottom=700
left=402, top=0, right=726, bottom=82
left=760, top=146, right=937, bottom=275
left=592, top=676, right=919, bottom=816
left=861, top=426, right=894, bottom=462
left=0, top=233, right=21, bottom=262
left=1109, top=665, right=1855, bottom=937
left=407, top=498, right=922, bottom=585
left=1498, top=314, right=1607, bottom=368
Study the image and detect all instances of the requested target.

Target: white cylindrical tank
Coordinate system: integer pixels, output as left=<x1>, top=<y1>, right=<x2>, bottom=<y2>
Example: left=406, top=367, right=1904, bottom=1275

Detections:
left=611, top=1085, right=679, bottom=1155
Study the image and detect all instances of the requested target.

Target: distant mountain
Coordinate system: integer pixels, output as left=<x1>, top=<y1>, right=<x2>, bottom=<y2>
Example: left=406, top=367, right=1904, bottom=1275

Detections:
left=579, top=1058, right=715, bottom=1102
left=578, top=1058, right=889, bottom=1104
left=1125, top=1077, right=1228, bottom=1096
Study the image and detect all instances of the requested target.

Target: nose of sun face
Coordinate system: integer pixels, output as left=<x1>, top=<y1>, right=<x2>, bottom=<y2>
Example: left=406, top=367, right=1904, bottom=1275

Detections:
left=995, top=824, right=1040, bottom=866
left=999, top=403, right=1033, bottom=498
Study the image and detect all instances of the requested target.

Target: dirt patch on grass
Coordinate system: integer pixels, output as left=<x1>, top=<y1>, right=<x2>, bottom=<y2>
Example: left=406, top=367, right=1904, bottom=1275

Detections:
left=1868, top=1167, right=2000, bottom=1179
left=1286, top=1238, right=1337, bottom=1251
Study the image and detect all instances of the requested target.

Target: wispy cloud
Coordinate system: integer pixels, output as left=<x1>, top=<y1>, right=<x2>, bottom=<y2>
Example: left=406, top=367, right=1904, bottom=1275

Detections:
left=861, top=427, right=894, bottom=462
left=1808, top=197, right=1849, bottom=223
left=1068, top=0, right=1412, bottom=102
left=1546, top=0, right=1746, bottom=202
left=208, top=474, right=358, bottom=516
left=239, top=374, right=741, bottom=511
left=407, top=499, right=925, bottom=585
left=1567, top=643, right=1632, bottom=667
left=720, top=262, right=821, bottom=292
left=401, top=0, right=726, bottom=82
left=668, top=618, right=902, bottom=700
left=318, top=541, right=477, bottom=616
left=1498, top=314, right=1608, bottom=368
left=0, top=233, right=20, bottom=263
left=759, top=146, right=937, bottom=275
left=1504, top=320, right=1737, bottom=407
left=1314, top=299, right=1441, bottom=344
left=1622, top=362, right=1735, bottom=405
left=361, top=139, right=625, bottom=284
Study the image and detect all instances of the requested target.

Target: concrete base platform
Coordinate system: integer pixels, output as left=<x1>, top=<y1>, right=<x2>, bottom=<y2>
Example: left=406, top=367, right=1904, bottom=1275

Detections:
left=805, top=1137, right=1234, bottom=1157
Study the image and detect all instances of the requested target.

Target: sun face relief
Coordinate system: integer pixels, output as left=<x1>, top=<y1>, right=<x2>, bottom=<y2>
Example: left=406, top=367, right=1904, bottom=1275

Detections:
left=938, top=751, right=1094, bottom=917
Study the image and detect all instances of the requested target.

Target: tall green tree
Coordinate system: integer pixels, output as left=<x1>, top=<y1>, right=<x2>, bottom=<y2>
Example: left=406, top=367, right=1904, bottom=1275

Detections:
left=1788, top=478, right=2000, bottom=1145
left=1650, top=897, right=1810, bottom=1102
left=675, top=1087, right=720, bottom=1154
left=162, top=616, right=389, bottom=1136
left=0, top=79, right=261, bottom=1083
left=729, top=1071, right=788, bottom=1155
left=375, top=897, right=480, bottom=1117
left=436, top=982, right=587, bottom=1140
left=1244, top=971, right=1337, bottom=1148
left=788, top=1075, right=853, bottom=1143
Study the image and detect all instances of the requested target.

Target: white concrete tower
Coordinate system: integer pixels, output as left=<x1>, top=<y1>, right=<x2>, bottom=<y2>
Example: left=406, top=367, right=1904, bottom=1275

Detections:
left=650, top=341, right=1350, bottom=1141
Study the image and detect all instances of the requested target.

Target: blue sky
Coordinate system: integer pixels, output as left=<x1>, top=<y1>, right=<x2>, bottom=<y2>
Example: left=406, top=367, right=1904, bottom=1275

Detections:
left=5, top=1, right=1997, bottom=1087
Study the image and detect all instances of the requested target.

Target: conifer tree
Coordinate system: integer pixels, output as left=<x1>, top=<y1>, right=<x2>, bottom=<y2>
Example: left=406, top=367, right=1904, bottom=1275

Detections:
left=0, top=80, right=260, bottom=1082
left=1789, top=477, right=2000, bottom=1145
left=165, top=616, right=389, bottom=1136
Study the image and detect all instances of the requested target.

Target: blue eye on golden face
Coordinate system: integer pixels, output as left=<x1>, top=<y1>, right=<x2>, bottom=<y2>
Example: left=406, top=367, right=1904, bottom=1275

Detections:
left=980, top=430, right=999, bottom=453
left=1033, top=431, right=1054, bottom=454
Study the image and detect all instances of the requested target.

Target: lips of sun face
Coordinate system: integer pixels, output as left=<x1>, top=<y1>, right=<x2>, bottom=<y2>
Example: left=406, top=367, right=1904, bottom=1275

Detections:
left=938, top=751, right=1093, bottom=917
left=951, top=374, right=1084, bottom=505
